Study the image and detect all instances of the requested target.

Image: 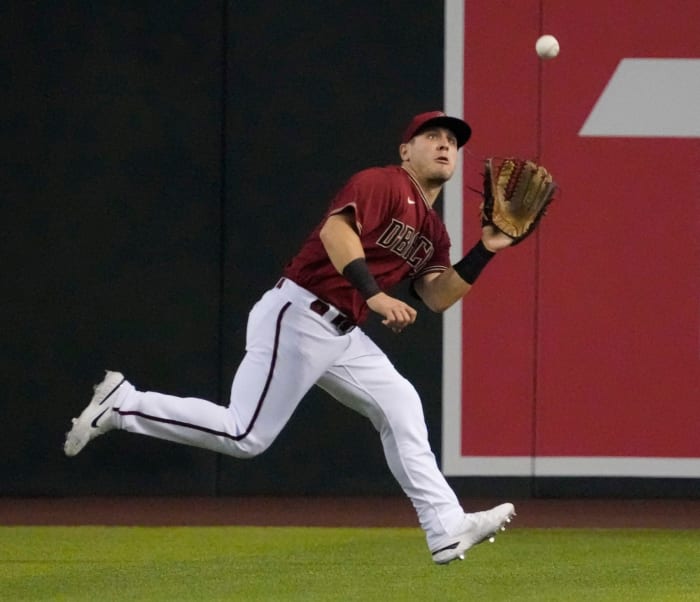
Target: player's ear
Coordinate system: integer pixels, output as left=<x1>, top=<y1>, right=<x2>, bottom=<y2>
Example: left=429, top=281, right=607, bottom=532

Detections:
left=399, top=143, right=410, bottom=161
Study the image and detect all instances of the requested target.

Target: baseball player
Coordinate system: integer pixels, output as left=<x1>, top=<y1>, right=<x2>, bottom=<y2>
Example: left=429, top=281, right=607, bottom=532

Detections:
left=65, top=111, right=516, bottom=564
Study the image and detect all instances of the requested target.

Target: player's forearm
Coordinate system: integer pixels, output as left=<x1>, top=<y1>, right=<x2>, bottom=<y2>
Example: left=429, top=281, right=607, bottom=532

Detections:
left=417, top=239, right=497, bottom=312
left=416, top=269, right=472, bottom=313
left=319, top=215, right=366, bottom=273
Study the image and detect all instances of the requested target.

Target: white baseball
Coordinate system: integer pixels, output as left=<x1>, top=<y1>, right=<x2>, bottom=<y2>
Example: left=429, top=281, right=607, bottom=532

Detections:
left=535, top=34, right=560, bottom=60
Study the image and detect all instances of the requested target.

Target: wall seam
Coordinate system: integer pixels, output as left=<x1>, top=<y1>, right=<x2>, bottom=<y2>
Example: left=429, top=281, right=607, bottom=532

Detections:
left=216, top=0, right=229, bottom=497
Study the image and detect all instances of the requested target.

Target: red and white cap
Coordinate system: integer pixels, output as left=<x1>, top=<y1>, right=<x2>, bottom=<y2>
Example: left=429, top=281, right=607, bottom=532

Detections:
left=401, top=111, right=472, bottom=148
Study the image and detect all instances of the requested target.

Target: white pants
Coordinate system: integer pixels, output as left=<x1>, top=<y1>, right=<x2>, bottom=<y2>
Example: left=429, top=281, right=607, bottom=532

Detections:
left=113, top=279, right=465, bottom=548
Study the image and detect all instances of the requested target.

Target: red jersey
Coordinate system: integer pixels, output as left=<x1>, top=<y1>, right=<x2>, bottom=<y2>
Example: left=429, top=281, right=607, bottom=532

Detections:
left=283, top=166, right=451, bottom=324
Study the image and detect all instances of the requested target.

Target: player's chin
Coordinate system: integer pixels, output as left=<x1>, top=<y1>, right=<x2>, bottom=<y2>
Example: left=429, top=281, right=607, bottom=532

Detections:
left=428, top=168, right=453, bottom=184
left=431, top=163, right=454, bottom=181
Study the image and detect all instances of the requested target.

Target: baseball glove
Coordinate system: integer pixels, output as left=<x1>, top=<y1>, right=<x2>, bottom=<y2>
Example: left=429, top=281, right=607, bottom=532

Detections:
left=481, top=157, right=556, bottom=245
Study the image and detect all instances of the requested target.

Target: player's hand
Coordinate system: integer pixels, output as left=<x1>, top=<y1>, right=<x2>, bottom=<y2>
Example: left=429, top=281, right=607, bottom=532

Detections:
left=366, top=292, right=417, bottom=333
left=481, top=224, right=513, bottom=252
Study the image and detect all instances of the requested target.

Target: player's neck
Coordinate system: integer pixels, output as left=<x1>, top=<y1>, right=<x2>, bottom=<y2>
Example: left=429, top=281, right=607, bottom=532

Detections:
left=401, top=165, right=443, bottom=206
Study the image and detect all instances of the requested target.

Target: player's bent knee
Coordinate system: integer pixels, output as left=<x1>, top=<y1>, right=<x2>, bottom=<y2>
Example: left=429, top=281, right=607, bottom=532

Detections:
left=229, top=434, right=272, bottom=459
left=378, top=383, right=428, bottom=433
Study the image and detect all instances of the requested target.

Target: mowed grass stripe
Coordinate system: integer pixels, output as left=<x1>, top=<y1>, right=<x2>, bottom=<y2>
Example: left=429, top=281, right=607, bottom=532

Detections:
left=1, top=527, right=698, bottom=601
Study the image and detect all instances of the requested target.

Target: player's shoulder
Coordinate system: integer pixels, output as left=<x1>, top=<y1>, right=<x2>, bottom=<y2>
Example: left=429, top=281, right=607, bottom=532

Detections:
left=347, top=165, right=408, bottom=187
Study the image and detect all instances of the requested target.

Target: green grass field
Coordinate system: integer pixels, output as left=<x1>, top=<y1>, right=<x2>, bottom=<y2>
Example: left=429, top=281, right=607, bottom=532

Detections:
left=1, top=526, right=698, bottom=601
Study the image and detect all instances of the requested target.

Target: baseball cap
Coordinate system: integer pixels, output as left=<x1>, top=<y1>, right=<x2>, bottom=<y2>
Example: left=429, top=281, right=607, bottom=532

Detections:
left=401, top=111, right=472, bottom=148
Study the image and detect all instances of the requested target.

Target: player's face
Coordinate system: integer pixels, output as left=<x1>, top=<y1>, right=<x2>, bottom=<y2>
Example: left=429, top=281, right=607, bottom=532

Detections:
left=401, top=127, right=459, bottom=183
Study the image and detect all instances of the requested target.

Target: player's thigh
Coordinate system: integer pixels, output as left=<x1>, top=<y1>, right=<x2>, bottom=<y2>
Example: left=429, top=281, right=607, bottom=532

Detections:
left=230, top=293, right=350, bottom=444
left=317, top=336, right=428, bottom=438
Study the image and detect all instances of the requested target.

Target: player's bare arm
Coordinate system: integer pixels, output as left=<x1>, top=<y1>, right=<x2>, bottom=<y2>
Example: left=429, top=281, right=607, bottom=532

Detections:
left=413, top=270, right=469, bottom=313
left=414, top=225, right=513, bottom=312
left=319, top=212, right=417, bottom=333
left=319, top=212, right=365, bottom=273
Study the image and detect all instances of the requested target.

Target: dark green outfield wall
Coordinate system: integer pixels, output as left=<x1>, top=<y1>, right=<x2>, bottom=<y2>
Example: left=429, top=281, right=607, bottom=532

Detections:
left=2, top=1, right=446, bottom=496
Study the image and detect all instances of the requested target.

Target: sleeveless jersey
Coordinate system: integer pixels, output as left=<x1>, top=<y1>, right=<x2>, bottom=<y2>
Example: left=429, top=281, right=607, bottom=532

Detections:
left=283, top=166, right=451, bottom=324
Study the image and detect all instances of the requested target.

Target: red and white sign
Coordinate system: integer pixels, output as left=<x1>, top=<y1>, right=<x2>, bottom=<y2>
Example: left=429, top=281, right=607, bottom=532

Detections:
left=442, top=0, right=700, bottom=477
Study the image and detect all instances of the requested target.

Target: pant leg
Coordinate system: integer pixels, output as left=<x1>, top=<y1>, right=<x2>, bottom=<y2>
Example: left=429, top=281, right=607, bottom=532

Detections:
left=316, top=327, right=464, bottom=549
left=114, top=287, right=351, bottom=457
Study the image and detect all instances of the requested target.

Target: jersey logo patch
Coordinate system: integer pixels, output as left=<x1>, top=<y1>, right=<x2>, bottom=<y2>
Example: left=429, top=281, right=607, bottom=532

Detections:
left=376, top=218, right=434, bottom=274
left=407, top=197, right=416, bottom=204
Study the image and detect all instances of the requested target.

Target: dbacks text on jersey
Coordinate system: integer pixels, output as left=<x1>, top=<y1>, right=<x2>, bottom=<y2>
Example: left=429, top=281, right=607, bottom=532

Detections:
left=376, top=218, right=434, bottom=275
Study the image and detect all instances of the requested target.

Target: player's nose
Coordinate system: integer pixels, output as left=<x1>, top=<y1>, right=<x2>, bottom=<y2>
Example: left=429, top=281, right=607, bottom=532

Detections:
left=436, top=135, right=450, bottom=149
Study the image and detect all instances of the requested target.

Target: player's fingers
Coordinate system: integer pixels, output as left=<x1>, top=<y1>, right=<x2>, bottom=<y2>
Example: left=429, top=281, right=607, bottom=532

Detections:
left=384, top=307, right=414, bottom=330
left=381, top=318, right=404, bottom=334
left=395, top=305, right=417, bottom=325
left=387, top=308, right=407, bottom=327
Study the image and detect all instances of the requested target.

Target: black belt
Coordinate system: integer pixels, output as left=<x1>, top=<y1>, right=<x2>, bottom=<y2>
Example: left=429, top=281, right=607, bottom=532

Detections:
left=309, top=299, right=355, bottom=334
left=276, top=278, right=355, bottom=334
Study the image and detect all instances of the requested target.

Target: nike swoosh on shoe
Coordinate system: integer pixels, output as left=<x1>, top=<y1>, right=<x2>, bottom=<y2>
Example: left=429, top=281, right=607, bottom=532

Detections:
left=91, top=407, right=110, bottom=428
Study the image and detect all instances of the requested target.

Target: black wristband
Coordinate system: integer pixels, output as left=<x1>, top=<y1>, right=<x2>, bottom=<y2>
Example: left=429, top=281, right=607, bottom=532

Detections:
left=453, top=240, right=495, bottom=285
left=342, top=258, right=382, bottom=299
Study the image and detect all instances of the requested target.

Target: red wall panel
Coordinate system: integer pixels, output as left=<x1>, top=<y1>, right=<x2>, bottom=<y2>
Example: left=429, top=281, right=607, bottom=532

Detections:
left=536, top=0, right=700, bottom=458
left=459, top=0, right=699, bottom=469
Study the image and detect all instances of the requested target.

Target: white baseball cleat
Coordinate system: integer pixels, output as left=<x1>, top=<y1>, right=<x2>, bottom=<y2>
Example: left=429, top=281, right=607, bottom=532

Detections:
left=431, top=502, right=516, bottom=565
left=64, top=371, right=125, bottom=457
